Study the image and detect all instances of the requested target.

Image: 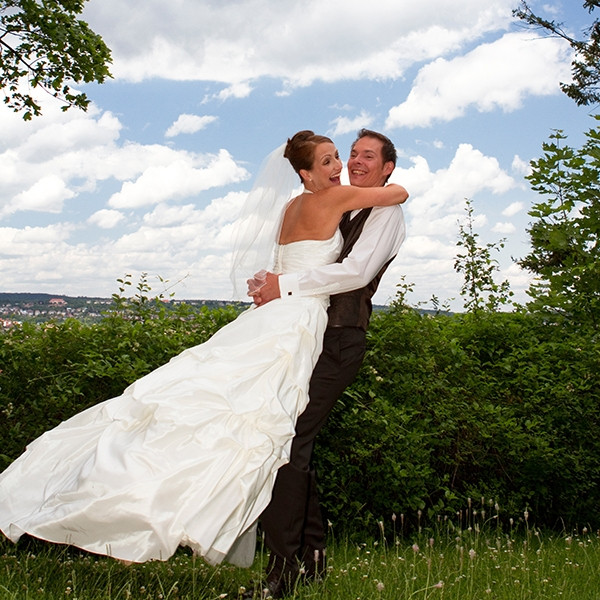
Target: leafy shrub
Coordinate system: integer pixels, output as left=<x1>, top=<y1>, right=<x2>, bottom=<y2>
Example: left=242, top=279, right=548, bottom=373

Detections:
left=0, top=299, right=240, bottom=470
left=314, top=299, right=600, bottom=533
left=1, top=289, right=599, bottom=535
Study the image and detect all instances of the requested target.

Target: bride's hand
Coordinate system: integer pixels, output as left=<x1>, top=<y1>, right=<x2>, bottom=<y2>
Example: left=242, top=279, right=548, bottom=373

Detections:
left=247, top=270, right=268, bottom=296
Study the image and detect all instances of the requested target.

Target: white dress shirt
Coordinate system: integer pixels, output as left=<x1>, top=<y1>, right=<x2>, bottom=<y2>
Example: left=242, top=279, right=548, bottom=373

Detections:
left=278, top=204, right=406, bottom=298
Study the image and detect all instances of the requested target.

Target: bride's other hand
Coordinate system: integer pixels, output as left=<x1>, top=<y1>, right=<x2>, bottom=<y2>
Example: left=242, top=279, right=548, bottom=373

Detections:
left=247, top=270, right=268, bottom=296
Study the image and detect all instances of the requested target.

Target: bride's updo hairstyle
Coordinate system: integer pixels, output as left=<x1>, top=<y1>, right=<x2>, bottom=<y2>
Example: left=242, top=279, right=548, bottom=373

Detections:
left=284, top=130, right=334, bottom=183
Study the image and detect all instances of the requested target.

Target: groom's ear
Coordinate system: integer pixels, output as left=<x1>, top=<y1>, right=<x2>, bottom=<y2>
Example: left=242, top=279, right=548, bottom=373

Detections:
left=383, top=161, right=394, bottom=179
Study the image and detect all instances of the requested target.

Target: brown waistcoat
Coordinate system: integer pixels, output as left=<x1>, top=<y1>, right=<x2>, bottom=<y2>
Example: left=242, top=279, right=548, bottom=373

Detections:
left=327, top=208, right=395, bottom=331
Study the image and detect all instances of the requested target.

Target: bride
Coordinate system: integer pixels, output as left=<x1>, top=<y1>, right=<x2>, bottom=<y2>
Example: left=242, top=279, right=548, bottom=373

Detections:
left=0, top=130, right=408, bottom=567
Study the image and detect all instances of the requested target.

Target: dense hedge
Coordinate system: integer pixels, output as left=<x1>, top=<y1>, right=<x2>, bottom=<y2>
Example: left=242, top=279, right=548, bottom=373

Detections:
left=315, top=303, right=600, bottom=533
left=1, top=300, right=599, bottom=534
left=0, top=302, right=240, bottom=470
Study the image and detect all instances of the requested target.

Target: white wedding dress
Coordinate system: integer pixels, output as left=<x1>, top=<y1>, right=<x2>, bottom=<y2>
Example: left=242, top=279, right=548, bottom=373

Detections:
left=0, top=231, right=342, bottom=566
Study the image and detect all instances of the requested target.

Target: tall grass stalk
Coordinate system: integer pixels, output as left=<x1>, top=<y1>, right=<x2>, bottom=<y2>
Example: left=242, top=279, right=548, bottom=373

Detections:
left=1, top=507, right=598, bottom=599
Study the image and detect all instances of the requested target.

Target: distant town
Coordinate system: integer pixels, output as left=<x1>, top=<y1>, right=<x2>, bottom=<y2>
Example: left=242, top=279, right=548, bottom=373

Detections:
left=0, top=292, right=242, bottom=329
left=0, top=293, right=425, bottom=331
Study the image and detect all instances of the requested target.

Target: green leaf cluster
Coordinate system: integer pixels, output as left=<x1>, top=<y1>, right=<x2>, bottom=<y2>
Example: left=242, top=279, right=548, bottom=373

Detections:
left=0, top=0, right=112, bottom=119
left=514, top=0, right=600, bottom=106
left=455, top=198, right=514, bottom=313
left=519, top=121, right=600, bottom=329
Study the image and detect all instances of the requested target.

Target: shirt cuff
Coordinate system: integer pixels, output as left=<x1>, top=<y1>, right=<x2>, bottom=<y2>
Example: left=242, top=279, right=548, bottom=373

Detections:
left=278, top=273, right=301, bottom=298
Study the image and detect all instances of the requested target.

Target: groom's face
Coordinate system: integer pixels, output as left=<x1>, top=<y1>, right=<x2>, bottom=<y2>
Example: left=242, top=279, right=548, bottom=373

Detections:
left=347, top=136, right=394, bottom=188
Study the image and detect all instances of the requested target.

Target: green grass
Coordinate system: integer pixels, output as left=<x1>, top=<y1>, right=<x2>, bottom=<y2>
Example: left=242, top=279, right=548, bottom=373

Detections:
left=1, top=510, right=598, bottom=599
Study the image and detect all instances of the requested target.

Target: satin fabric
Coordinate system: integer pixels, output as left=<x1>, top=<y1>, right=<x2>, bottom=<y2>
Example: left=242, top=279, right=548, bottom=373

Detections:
left=0, top=231, right=342, bottom=566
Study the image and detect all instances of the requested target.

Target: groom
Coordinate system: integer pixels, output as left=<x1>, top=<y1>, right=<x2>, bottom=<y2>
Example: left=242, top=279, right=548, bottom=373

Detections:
left=247, top=129, right=407, bottom=598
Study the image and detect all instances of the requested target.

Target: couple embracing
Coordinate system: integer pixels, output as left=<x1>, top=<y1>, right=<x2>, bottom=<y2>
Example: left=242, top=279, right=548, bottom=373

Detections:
left=0, top=128, right=407, bottom=598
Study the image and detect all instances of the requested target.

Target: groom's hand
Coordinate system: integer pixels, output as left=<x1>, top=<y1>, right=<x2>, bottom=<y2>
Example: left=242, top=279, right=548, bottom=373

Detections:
left=248, top=271, right=281, bottom=306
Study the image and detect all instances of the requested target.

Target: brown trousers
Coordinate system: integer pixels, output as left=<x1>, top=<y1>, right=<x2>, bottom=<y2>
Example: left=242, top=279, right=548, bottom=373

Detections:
left=260, top=326, right=366, bottom=576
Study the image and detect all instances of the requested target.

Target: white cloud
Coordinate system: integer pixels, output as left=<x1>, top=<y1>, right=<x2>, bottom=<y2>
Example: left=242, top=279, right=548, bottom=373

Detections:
left=0, top=102, right=249, bottom=223
left=11, top=175, right=75, bottom=215
left=109, top=195, right=245, bottom=261
left=386, top=32, right=572, bottom=129
left=213, top=83, right=254, bottom=101
left=502, top=201, right=524, bottom=217
left=384, top=142, right=522, bottom=307
left=142, top=203, right=198, bottom=228
left=165, top=114, right=218, bottom=137
left=88, top=209, right=126, bottom=229
left=394, top=144, right=515, bottom=225
left=492, top=221, right=517, bottom=234
left=82, top=0, right=515, bottom=87
left=107, top=150, right=249, bottom=209
left=0, top=224, right=74, bottom=256
left=329, top=110, right=374, bottom=136
left=29, top=111, right=121, bottom=158
left=511, top=154, right=531, bottom=176
left=503, top=261, right=532, bottom=293
left=0, top=107, right=124, bottom=220
left=539, top=3, right=561, bottom=17
left=402, top=235, right=457, bottom=260
left=330, top=103, right=353, bottom=111
left=202, top=191, right=248, bottom=230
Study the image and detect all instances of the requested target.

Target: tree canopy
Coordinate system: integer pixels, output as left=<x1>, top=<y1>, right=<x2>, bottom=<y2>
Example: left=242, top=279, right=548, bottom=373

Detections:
left=0, top=0, right=112, bottom=120
left=514, top=0, right=600, bottom=106
left=519, top=120, right=600, bottom=329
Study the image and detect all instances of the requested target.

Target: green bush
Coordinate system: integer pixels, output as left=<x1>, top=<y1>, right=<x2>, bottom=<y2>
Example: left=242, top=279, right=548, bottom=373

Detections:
left=0, top=300, right=240, bottom=470
left=314, top=301, right=600, bottom=533
left=1, top=294, right=599, bottom=534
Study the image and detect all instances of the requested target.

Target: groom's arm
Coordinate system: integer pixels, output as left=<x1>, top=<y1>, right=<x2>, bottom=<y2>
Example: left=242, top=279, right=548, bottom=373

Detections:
left=250, top=205, right=405, bottom=305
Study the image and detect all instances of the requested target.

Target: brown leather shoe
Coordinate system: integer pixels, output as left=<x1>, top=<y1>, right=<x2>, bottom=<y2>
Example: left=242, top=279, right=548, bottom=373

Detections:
left=301, top=546, right=327, bottom=581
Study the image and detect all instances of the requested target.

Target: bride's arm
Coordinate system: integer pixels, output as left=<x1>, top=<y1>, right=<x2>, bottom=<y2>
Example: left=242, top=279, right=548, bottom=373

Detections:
left=316, top=183, right=408, bottom=214
left=253, top=205, right=406, bottom=304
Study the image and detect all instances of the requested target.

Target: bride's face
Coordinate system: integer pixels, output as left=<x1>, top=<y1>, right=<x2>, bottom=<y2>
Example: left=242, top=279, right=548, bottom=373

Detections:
left=303, top=142, right=342, bottom=192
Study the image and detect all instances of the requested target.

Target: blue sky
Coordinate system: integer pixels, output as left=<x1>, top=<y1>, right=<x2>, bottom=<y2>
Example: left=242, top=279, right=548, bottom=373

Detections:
left=0, top=0, right=595, bottom=309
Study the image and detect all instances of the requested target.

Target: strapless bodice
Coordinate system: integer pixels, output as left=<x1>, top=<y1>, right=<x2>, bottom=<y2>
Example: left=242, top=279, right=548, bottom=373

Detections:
left=273, top=230, right=342, bottom=275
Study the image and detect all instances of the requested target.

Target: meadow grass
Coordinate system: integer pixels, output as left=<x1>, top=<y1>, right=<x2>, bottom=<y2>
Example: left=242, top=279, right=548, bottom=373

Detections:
left=1, top=506, right=598, bottom=599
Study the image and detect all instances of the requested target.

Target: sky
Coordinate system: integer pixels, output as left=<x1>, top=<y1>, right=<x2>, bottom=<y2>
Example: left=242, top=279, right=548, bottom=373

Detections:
left=0, top=0, right=596, bottom=310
